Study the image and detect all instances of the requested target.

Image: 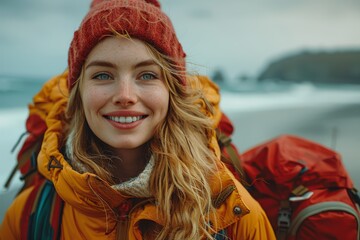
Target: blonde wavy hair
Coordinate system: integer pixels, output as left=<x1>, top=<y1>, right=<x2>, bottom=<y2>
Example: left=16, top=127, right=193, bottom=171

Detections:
left=66, top=35, right=219, bottom=239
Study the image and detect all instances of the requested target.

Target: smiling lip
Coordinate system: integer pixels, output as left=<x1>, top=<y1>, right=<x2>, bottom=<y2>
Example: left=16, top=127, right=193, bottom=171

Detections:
left=107, top=115, right=144, bottom=123
left=104, top=111, right=147, bottom=129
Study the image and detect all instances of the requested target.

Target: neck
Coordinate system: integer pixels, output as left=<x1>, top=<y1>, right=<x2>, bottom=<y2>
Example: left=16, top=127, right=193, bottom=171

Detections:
left=110, top=143, right=151, bottom=183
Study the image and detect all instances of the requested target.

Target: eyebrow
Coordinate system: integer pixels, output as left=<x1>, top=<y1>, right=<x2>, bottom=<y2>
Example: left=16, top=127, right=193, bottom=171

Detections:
left=85, top=59, right=159, bottom=70
left=85, top=60, right=116, bottom=70
left=134, top=59, right=158, bottom=69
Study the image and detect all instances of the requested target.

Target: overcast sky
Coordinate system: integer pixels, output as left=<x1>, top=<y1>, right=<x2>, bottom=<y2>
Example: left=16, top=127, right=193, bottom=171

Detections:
left=1, top=0, right=359, bottom=80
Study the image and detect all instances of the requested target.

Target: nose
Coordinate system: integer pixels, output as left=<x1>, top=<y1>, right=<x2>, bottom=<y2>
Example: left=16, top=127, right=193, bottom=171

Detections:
left=112, top=78, right=137, bottom=106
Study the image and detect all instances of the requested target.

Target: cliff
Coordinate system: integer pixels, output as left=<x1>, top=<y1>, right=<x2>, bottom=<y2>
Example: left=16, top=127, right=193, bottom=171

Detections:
left=258, top=50, right=360, bottom=84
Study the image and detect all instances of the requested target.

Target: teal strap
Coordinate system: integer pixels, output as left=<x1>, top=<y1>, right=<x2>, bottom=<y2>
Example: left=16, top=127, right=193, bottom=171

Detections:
left=28, top=181, right=59, bottom=240
left=213, top=229, right=228, bottom=240
left=289, top=201, right=360, bottom=239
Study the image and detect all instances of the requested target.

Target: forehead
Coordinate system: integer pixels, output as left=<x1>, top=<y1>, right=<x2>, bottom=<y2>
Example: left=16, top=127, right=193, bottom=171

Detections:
left=85, top=36, right=153, bottom=64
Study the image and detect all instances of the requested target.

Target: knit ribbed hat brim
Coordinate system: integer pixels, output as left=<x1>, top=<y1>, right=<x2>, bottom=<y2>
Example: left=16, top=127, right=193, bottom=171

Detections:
left=68, top=0, right=186, bottom=89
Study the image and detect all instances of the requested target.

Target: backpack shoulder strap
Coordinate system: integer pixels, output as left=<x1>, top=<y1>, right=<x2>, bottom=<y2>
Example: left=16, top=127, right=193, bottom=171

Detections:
left=20, top=179, right=64, bottom=240
left=288, top=201, right=360, bottom=239
left=216, top=129, right=245, bottom=180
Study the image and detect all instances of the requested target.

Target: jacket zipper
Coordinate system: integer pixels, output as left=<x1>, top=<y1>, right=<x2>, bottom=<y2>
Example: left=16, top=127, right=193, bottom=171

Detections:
left=116, top=198, right=155, bottom=240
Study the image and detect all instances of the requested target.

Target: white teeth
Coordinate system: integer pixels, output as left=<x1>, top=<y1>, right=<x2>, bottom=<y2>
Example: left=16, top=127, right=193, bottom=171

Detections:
left=108, top=116, right=142, bottom=123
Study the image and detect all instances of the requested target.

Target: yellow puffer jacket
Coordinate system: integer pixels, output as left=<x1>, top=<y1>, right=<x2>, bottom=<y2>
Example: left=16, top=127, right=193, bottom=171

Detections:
left=0, top=72, right=275, bottom=239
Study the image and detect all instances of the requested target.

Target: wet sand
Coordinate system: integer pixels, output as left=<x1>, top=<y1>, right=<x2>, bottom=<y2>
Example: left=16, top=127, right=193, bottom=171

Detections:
left=223, top=103, right=360, bottom=187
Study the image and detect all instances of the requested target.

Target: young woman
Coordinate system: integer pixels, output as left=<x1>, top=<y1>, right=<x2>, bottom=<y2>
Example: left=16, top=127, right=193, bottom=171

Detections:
left=0, top=0, right=275, bottom=239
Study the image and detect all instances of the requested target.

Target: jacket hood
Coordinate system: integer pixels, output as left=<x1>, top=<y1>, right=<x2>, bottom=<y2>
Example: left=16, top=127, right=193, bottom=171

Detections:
left=33, top=72, right=250, bottom=233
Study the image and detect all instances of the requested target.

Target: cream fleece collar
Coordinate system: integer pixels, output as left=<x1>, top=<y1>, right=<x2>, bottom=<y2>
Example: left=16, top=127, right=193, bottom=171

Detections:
left=112, top=156, right=154, bottom=198
left=65, top=133, right=153, bottom=198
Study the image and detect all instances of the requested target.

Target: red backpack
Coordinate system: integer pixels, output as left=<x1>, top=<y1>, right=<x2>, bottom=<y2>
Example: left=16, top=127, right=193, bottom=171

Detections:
left=216, top=113, right=360, bottom=240
left=4, top=77, right=65, bottom=239
left=241, top=134, right=360, bottom=239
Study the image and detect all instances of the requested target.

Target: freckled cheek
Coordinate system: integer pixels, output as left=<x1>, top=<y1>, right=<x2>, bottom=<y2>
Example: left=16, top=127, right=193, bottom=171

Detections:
left=81, top=88, right=108, bottom=115
left=152, top=91, right=170, bottom=117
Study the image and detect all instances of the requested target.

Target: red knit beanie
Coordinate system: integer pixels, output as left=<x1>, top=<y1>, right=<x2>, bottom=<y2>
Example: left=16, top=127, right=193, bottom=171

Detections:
left=68, top=0, right=186, bottom=89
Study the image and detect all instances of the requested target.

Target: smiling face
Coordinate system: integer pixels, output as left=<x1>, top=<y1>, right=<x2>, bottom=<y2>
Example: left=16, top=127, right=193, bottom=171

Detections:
left=80, top=37, right=169, bottom=155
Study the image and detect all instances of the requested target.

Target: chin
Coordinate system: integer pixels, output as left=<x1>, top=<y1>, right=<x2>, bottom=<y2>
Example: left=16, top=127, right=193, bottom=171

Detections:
left=110, top=142, right=146, bottom=150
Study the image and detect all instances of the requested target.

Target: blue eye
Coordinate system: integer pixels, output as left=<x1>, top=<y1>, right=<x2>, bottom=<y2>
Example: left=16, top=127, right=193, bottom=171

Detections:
left=140, top=73, right=157, bottom=80
left=93, top=73, right=112, bottom=80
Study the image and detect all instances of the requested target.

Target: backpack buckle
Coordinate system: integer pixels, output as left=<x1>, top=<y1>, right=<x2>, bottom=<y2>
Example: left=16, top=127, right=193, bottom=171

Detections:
left=278, top=207, right=291, bottom=229
left=277, top=200, right=292, bottom=239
